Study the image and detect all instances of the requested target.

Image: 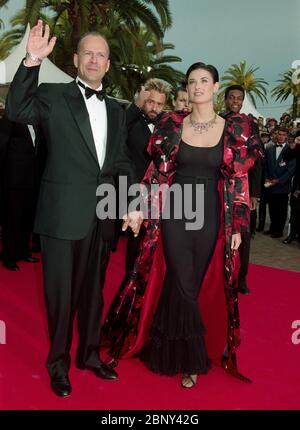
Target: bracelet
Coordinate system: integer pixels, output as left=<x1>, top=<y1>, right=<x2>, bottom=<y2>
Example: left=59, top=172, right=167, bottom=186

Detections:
left=26, top=52, right=42, bottom=63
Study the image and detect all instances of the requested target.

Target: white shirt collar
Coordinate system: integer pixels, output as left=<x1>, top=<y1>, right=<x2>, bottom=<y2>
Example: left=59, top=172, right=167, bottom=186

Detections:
left=76, top=77, right=103, bottom=91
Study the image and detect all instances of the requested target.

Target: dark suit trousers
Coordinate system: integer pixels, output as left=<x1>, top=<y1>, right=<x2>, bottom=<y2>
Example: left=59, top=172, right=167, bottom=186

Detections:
left=2, top=187, right=35, bottom=262
left=41, top=218, right=111, bottom=377
left=268, top=193, right=289, bottom=235
left=258, top=187, right=269, bottom=229
left=238, top=232, right=251, bottom=282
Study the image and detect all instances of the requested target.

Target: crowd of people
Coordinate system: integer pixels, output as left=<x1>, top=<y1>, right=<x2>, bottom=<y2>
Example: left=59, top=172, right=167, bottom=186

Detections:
left=0, top=21, right=299, bottom=398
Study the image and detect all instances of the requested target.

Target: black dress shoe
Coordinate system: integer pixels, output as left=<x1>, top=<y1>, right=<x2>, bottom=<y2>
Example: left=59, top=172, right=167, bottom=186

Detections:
left=238, top=281, right=250, bottom=295
left=3, top=261, right=20, bottom=271
left=77, top=361, right=118, bottom=380
left=283, top=235, right=296, bottom=244
left=22, top=256, right=40, bottom=263
left=50, top=374, right=72, bottom=397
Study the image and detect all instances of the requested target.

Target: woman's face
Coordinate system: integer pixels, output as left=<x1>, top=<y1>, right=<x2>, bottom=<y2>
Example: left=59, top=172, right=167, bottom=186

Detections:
left=186, top=68, right=218, bottom=106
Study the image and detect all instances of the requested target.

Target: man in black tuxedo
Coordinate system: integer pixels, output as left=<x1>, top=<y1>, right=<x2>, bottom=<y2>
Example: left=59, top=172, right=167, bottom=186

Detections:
left=282, top=133, right=300, bottom=243
left=264, top=127, right=296, bottom=238
left=124, top=79, right=169, bottom=273
left=0, top=118, right=41, bottom=270
left=222, top=85, right=262, bottom=295
left=6, top=21, right=142, bottom=397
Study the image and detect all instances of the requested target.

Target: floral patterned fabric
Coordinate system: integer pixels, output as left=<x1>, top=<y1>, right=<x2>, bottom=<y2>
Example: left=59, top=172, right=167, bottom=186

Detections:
left=102, top=111, right=263, bottom=379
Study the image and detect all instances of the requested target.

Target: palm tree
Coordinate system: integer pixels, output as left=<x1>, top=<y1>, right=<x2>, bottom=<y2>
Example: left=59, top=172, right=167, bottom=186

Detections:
left=272, top=69, right=300, bottom=120
left=109, top=25, right=184, bottom=99
left=0, top=0, right=9, bottom=30
left=0, top=1, right=182, bottom=100
left=0, top=0, right=172, bottom=55
left=221, top=61, right=269, bottom=108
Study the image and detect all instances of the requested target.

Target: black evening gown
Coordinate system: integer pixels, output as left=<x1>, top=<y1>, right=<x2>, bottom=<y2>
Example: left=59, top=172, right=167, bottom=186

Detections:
left=139, top=136, right=223, bottom=375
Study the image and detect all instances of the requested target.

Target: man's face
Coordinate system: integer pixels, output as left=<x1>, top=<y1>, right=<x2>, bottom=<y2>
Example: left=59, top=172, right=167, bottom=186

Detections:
left=143, top=90, right=166, bottom=121
left=277, top=131, right=288, bottom=144
left=225, top=89, right=244, bottom=113
left=172, top=90, right=189, bottom=111
left=261, top=135, right=269, bottom=144
left=271, top=131, right=278, bottom=143
left=74, top=35, right=110, bottom=88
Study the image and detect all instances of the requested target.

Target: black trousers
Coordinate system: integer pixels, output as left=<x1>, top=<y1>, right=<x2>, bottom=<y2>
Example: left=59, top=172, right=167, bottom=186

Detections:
left=289, top=194, right=300, bottom=237
left=268, top=193, right=289, bottom=235
left=250, top=209, right=257, bottom=235
left=258, top=187, right=269, bottom=230
left=238, top=232, right=251, bottom=282
left=41, top=218, right=111, bottom=377
left=1, top=187, right=35, bottom=263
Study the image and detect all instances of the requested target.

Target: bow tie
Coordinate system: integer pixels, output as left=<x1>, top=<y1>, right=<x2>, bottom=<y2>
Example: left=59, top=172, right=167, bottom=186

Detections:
left=144, top=117, right=155, bottom=126
left=276, top=144, right=283, bottom=147
left=77, top=80, right=105, bottom=101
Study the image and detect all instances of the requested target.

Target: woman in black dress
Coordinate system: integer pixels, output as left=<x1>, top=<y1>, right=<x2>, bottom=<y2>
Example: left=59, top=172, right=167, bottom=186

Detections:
left=103, top=62, right=261, bottom=389
left=138, top=63, right=240, bottom=388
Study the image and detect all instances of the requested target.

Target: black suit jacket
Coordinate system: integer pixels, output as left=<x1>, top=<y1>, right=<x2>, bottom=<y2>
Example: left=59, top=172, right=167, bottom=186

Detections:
left=126, top=103, right=152, bottom=182
left=265, top=144, right=296, bottom=194
left=6, top=62, right=137, bottom=240
left=0, top=118, right=39, bottom=189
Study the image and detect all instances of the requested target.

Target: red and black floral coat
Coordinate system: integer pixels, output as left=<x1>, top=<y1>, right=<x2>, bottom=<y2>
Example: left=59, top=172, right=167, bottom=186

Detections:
left=103, top=111, right=263, bottom=379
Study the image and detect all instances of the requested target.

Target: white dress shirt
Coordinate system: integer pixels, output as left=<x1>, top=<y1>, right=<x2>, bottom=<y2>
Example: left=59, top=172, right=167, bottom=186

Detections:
left=76, top=77, right=107, bottom=168
left=27, top=124, right=36, bottom=147
left=148, top=123, right=155, bottom=133
left=276, top=143, right=285, bottom=160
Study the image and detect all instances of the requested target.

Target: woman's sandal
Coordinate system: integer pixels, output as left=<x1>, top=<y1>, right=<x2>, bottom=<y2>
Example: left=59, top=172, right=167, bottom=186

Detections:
left=181, top=374, right=197, bottom=389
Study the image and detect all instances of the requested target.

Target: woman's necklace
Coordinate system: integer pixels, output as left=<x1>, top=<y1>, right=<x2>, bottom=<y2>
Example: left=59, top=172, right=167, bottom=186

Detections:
left=189, top=114, right=217, bottom=134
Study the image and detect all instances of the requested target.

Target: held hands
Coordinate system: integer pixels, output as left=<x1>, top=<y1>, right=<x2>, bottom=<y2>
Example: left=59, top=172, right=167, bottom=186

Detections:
left=134, top=86, right=150, bottom=109
left=231, top=233, right=241, bottom=253
left=25, top=19, right=56, bottom=66
left=122, top=211, right=144, bottom=237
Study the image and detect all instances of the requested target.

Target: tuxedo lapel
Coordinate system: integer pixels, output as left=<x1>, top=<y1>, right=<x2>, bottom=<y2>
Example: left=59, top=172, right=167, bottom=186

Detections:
left=63, top=81, right=98, bottom=164
left=270, top=145, right=277, bottom=173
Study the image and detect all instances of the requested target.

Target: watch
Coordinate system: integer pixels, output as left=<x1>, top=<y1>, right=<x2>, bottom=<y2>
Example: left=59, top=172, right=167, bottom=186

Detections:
left=26, top=52, right=42, bottom=63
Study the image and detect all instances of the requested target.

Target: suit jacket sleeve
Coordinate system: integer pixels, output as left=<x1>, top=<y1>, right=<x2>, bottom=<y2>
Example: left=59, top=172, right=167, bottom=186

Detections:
left=114, top=109, right=138, bottom=186
left=6, top=62, right=51, bottom=126
left=0, top=117, right=12, bottom=168
left=126, top=103, right=142, bottom=130
left=282, top=145, right=300, bottom=161
left=277, top=158, right=296, bottom=185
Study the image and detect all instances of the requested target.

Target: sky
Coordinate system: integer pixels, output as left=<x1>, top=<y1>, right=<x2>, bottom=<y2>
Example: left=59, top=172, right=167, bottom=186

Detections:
left=1, top=0, right=299, bottom=118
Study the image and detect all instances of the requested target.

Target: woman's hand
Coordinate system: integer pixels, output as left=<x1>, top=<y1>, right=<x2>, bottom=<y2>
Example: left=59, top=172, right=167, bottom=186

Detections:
left=231, top=233, right=242, bottom=252
left=122, top=211, right=144, bottom=237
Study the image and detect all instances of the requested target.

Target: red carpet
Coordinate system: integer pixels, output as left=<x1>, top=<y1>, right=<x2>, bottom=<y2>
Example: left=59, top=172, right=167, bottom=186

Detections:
left=1, top=238, right=300, bottom=410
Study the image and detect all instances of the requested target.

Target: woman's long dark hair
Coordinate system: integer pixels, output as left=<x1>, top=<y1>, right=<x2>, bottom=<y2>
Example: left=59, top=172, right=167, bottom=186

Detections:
left=185, top=62, right=219, bottom=83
